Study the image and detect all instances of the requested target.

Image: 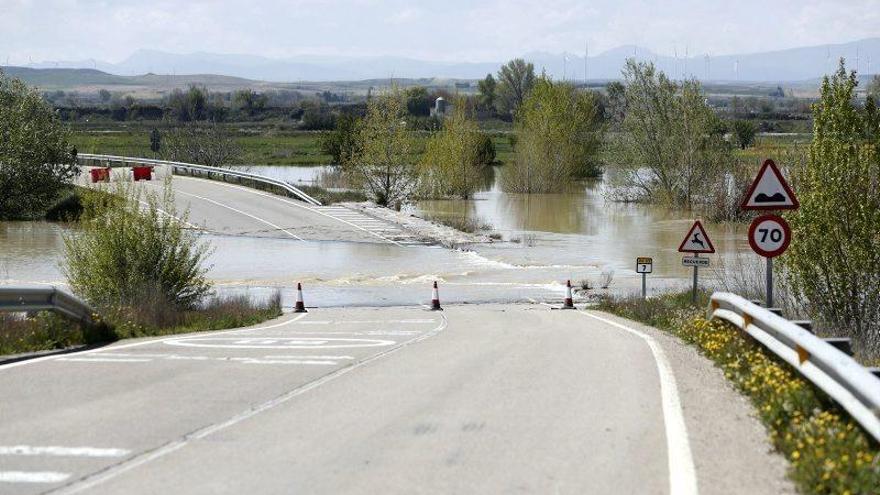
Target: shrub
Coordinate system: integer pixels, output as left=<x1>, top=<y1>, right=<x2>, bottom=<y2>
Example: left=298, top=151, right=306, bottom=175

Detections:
left=63, top=180, right=212, bottom=314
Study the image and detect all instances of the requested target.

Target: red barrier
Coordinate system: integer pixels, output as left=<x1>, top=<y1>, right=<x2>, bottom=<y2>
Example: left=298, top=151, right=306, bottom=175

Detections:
left=89, top=168, right=111, bottom=183
left=132, top=166, right=153, bottom=181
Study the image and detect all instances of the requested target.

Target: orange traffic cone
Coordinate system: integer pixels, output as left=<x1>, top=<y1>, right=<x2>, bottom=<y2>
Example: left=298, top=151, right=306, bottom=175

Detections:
left=294, top=283, right=307, bottom=313
left=431, top=281, right=442, bottom=311
left=562, top=280, right=575, bottom=309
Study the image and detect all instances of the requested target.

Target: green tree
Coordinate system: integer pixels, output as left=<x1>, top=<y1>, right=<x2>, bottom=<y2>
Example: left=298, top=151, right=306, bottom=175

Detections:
left=603, top=81, right=626, bottom=129
left=320, top=113, right=361, bottom=165
left=496, top=59, right=535, bottom=116
left=405, top=86, right=431, bottom=116
left=0, top=71, right=77, bottom=219
left=503, top=78, right=604, bottom=193
left=347, top=88, right=417, bottom=208
left=784, top=61, right=880, bottom=356
left=233, top=89, right=267, bottom=117
left=477, top=74, right=497, bottom=111
left=732, top=120, right=757, bottom=149
left=64, top=182, right=211, bottom=312
left=419, top=97, right=489, bottom=199
left=610, top=60, right=730, bottom=207
left=98, top=89, right=112, bottom=103
left=167, top=85, right=208, bottom=122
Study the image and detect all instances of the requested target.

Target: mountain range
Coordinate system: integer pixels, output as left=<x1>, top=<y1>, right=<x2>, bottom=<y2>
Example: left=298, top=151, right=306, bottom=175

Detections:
left=17, top=38, right=880, bottom=83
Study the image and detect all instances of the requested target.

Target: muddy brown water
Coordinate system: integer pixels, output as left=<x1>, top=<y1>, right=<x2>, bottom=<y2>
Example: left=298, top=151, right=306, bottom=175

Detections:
left=1, top=166, right=758, bottom=307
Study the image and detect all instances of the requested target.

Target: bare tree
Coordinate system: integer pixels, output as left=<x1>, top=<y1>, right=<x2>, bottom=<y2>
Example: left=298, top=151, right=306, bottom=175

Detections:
left=162, top=122, right=241, bottom=168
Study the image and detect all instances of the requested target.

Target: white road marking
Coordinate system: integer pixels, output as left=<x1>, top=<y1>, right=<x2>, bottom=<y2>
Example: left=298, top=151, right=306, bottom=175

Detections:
left=298, top=319, right=436, bottom=325
left=0, top=471, right=70, bottom=483
left=0, top=446, right=130, bottom=458
left=174, top=176, right=404, bottom=246
left=171, top=187, right=304, bottom=241
left=54, top=314, right=449, bottom=494
left=578, top=311, right=699, bottom=495
left=0, top=315, right=309, bottom=371
left=56, top=358, right=153, bottom=363
left=263, top=355, right=354, bottom=360
left=164, top=337, right=396, bottom=350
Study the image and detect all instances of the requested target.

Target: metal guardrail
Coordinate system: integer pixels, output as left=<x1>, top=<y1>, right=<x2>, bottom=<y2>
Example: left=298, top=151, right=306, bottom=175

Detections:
left=77, top=154, right=322, bottom=206
left=0, top=286, right=95, bottom=325
left=710, top=292, right=880, bottom=442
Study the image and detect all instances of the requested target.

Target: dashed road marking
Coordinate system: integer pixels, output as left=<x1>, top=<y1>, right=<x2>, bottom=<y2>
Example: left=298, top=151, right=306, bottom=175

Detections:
left=56, top=358, right=152, bottom=363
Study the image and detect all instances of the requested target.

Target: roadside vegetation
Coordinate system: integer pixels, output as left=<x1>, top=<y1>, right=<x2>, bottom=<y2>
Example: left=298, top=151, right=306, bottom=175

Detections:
left=598, top=291, right=880, bottom=494
left=0, top=69, right=78, bottom=220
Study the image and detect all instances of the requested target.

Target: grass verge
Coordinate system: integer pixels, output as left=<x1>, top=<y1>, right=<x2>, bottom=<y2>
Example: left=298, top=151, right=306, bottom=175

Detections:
left=0, top=291, right=282, bottom=356
left=597, top=291, right=880, bottom=494
left=296, top=185, right=368, bottom=205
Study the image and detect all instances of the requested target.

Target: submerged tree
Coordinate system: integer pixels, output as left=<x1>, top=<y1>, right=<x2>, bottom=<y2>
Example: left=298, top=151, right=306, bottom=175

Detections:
left=609, top=60, right=730, bottom=207
left=420, top=97, right=490, bottom=199
left=503, top=78, right=603, bottom=193
left=0, top=70, right=78, bottom=219
left=347, top=88, right=417, bottom=208
left=784, top=61, right=880, bottom=356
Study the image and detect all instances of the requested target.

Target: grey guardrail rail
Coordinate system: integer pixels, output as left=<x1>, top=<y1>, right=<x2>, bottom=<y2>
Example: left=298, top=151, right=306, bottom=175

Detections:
left=78, top=154, right=322, bottom=206
left=709, top=292, right=880, bottom=442
left=0, top=286, right=95, bottom=324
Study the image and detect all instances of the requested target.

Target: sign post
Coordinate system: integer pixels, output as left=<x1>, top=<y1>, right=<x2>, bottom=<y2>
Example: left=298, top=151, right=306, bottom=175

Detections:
left=636, top=257, right=653, bottom=299
left=678, top=221, right=715, bottom=304
left=741, top=159, right=799, bottom=308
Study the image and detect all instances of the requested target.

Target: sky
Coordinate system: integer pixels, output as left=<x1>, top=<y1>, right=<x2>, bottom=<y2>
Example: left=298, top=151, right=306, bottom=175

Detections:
left=1, top=0, right=879, bottom=65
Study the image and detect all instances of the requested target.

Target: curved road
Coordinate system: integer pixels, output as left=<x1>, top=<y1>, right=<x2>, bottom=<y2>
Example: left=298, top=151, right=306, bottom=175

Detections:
left=139, top=175, right=425, bottom=245
left=0, top=305, right=792, bottom=494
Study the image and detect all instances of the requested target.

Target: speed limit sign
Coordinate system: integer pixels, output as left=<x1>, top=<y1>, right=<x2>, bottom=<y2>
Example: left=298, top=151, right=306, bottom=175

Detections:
left=748, top=214, right=791, bottom=258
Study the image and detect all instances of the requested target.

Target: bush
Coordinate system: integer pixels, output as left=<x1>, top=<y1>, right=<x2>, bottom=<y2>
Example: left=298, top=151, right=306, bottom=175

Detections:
left=503, top=78, right=603, bottom=192
left=63, top=181, right=212, bottom=314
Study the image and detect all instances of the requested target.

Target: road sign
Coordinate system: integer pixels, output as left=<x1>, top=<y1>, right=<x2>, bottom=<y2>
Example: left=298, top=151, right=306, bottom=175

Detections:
left=748, top=214, right=791, bottom=258
left=636, top=257, right=653, bottom=274
left=681, top=257, right=710, bottom=267
left=741, top=159, right=799, bottom=210
left=678, top=220, right=715, bottom=254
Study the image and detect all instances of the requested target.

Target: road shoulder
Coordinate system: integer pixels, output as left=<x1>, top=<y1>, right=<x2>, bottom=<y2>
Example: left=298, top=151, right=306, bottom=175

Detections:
left=584, top=309, right=795, bottom=495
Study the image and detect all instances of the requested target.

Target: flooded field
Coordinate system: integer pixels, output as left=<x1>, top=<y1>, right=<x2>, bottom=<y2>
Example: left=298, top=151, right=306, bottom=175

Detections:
left=1, top=165, right=760, bottom=307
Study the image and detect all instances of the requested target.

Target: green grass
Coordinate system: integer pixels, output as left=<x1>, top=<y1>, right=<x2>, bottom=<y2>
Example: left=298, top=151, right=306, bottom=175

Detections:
left=71, top=125, right=517, bottom=167
left=598, top=291, right=880, bottom=494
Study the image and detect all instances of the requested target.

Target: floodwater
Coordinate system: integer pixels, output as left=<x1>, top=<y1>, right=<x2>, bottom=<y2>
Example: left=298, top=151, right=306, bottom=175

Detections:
left=1, top=165, right=756, bottom=307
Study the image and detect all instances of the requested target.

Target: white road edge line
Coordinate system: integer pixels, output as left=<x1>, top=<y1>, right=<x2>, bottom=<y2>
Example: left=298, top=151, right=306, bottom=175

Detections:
left=175, top=176, right=404, bottom=246
left=0, top=446, right=130, bottom=458
left=169, top=188, right=303, bottom=241
left=50, top=313, right=448, bottom=494
left=0, top=313, right=309, bottom=371
left=578, top=310, right=699, bottom=495
left=0, top=471, right=70, bottom=483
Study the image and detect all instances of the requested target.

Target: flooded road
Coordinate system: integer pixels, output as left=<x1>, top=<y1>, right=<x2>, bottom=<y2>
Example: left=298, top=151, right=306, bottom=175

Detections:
left=1, top=165, right=757, bottom=307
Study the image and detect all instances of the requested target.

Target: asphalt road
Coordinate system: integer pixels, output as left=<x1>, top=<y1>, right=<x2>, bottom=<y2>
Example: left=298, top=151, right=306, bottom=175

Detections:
left=0, top=305, right=792, bottom=495
left=137, top=174, right=424, bottom=245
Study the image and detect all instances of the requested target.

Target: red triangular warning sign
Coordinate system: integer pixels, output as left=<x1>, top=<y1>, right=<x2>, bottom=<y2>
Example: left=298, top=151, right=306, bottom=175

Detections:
left=678, top=220, right=715, bottom=253
left=741, top=159, right=799, bottom=210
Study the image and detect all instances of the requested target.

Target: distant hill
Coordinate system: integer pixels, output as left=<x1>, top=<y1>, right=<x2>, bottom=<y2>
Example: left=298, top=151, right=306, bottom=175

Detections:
left=1, top=66, right=263, bottom=91
left=10, top=37, right=880, bottom=86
